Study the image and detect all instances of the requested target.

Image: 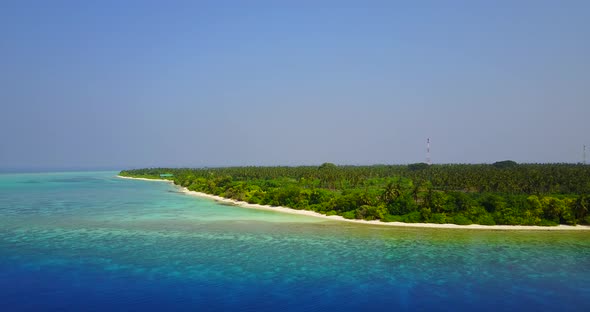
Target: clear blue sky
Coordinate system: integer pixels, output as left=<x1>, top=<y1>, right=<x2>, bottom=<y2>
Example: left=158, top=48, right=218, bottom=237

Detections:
left=1, top=1, right=589, bottom=170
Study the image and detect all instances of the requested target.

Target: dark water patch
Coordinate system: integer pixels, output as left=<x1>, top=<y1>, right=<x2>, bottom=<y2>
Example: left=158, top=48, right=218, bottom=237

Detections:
left=18, top=180, right=41, bottom=184
left=50, top=177, right=102, bottom=183
left=166, top=190, right=184, bottom=194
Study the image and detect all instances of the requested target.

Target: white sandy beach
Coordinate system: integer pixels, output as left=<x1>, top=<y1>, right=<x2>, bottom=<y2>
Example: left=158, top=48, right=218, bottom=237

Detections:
left=118, top=175, right=590, bottom=231
left=117, top=176, right=176, bottom=183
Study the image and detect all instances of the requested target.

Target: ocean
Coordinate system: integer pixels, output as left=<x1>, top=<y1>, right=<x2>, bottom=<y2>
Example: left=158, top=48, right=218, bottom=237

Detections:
left=0, top=171, right=588, bottom=311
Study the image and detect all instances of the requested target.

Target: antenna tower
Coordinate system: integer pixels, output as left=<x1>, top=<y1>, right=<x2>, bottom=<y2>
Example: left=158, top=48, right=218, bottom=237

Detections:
left=426, top=138, right=431, bottom=165
left=584, top=145, right=587, bottom=165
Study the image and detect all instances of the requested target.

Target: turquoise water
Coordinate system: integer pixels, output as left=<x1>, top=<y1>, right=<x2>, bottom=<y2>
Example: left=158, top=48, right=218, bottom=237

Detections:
left=1, top=171, right=589, bottom=311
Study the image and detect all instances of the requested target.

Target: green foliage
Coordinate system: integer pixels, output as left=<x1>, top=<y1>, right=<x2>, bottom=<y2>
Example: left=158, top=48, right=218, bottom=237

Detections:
left=381, top=214, right=401, bottom=222
left=493, top=160, right=518, bottom=169
left=539, top=219, right=559, bottom=226
left=400, top=211, right=422, bottom=223
left=451, top=214, right=472, bottom=225
left=480, top=194, right=507, bottom=213
left=408, top=163, right=430, bottom=171
left=318, top=163, right=338, bottom=170
left=341, top=211, right=356, bottom=219
left=573, top=195, right=589, bottom=221
left=476, top=213, right=496, bottom=225
left=430, top=213, right=448, bottom=224
left=541, top=197, right=565, bottom=223
left=120, top=163, right=590, bottom=226
left=420, top=208, right=432, bottom=221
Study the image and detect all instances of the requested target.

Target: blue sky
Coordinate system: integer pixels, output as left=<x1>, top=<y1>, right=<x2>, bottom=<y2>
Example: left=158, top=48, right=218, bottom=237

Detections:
left=1, top=1, right=589, bottom=170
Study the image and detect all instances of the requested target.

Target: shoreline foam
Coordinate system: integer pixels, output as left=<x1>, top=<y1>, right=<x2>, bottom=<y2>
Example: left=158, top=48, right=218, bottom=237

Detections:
left=117, top=175, right=590, bottom=231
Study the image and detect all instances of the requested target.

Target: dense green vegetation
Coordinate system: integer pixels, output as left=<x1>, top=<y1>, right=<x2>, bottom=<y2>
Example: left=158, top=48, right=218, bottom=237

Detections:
left=120, top=163, right=590, bottom=226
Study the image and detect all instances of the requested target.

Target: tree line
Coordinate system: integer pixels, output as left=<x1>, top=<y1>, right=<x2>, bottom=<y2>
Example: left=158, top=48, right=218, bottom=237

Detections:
left=120, top=163, right=590, bottom=226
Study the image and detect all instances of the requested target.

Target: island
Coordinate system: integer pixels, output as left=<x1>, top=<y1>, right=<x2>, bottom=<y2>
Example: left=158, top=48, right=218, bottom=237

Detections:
left=120, top=162, right=590, bottom=227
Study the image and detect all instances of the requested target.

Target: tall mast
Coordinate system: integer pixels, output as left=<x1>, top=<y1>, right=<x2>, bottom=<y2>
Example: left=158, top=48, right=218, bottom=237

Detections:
left=426, top=138, right=431, bottom=165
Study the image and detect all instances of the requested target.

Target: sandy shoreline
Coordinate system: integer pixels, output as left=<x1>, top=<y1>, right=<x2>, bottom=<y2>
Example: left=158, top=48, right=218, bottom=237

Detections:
left=117, top=175, right=590, bottom=231
left=117, top=176, right=175, bottom=183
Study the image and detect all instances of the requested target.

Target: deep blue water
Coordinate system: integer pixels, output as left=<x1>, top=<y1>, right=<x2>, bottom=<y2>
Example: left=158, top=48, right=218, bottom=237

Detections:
left=1, top=171, right=589, bottom=311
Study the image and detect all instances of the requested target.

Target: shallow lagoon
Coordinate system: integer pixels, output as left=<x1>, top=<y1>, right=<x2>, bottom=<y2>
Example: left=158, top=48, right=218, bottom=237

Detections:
left=1, top=172, right=589, bottom=311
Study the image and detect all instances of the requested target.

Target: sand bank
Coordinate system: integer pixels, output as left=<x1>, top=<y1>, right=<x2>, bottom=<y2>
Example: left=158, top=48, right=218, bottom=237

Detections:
left=118, top=175, right=590, bottom=231
left=117, top=176, right=175, bottom=183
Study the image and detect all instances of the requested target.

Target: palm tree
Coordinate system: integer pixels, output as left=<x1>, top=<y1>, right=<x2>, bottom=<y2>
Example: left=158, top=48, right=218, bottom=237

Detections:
left=573, top=195, right=589, bottom=221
